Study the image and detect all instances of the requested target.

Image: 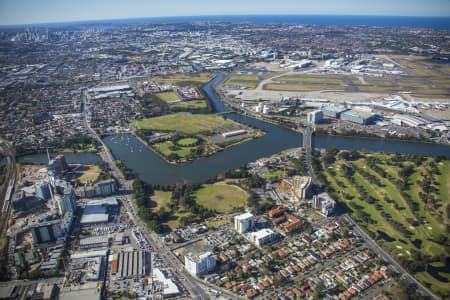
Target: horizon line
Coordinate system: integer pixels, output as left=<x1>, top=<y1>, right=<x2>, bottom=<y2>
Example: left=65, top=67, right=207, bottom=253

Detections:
left=1, top=13, right=450, bottom=27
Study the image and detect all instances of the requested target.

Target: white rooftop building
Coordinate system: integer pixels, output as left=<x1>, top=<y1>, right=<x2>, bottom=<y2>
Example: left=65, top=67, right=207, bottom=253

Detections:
left=184, top=252, right=216, bottom=276
left=234, top=212, right=255, bottom=234
left=249, top=228, right=279, bottom=248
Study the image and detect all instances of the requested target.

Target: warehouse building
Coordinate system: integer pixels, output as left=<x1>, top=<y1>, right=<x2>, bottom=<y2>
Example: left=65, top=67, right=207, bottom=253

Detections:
left=80, top=197, right=118, bottom=226
left=79, top=235, right=110, bottom=249
left=111, top=251, right=150, bottom=279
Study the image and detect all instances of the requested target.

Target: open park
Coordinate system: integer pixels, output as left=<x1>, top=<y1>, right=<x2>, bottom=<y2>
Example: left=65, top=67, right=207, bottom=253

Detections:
left=132, top=113, right=234, bottom=135
left=193, top=182, right=248, bottom=213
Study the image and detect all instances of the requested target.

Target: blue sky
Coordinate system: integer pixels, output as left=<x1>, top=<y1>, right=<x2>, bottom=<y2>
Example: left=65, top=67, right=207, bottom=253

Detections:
left=0, top=0, right=449, bottom=25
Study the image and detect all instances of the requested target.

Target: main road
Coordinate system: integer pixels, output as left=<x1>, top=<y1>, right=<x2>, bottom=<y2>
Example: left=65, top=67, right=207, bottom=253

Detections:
left=82, top=90, right=226, bottom=299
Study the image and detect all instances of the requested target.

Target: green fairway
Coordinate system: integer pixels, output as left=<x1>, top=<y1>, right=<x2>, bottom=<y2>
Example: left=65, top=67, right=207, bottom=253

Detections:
left=320, top=153, right=450, bottom=297
left=194, top=183, right=248, bottom=213
left=132, top=113, right=234, bottom=135
left=155, top=92, right=180, bottom=103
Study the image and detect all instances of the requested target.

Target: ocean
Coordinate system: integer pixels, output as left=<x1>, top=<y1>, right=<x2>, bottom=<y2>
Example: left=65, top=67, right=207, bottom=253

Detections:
left=2, top=15, right=449, bottom=30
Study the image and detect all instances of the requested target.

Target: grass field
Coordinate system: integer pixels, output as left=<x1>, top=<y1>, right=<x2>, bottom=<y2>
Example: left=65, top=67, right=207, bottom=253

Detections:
left=77, top=165, right=100, bottom=183
left=149, top=191, right=172, bottom=210
left=264, top=83, right=343, bottom=91
left=259, top=57, right=450, bottom=96
left=177, top=138, right=199, bottom=146
left=153, top=140, right=199, bottom=159
left=154, top=92, right=180, bottom=103
left=171, top=100, right=208, bottom=110
left=263, top=169, right=285, bottom=180
left=225, top=75, right=261, bottom=89
left=133, top=113, right=233, bottom=135
left=194, top=183, right=248, bottom=213
left=321, top=153, right=449, bottom=297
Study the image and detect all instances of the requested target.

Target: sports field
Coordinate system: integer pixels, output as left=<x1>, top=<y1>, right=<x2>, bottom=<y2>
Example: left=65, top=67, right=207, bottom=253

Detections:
left=194, top=183, right=248, bottom=213
left=321, top=152, right=449, bottom=297
left=132, top=113, right=233, bottom=135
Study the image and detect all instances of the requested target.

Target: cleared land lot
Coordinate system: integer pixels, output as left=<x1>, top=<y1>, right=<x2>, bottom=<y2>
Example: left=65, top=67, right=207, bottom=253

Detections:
left=321, top=153, right=449, bottom=297
left=194, top=183, right=248, bottom=213
left=149, top=191, right=172, bottom=209
left=132, top=113, right=234, bottom=135
left=77, top=165, right=100, bottom=183
left=225, top=75, right=261, bottom=89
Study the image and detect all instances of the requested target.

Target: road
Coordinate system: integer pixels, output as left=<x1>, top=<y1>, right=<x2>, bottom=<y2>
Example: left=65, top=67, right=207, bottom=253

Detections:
left=82, top=92, right=218, bottom=299
left=0, top=139, right=17, bottom=279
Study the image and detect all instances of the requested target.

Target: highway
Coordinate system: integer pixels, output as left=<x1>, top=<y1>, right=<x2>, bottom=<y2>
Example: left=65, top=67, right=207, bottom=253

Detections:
left=82, top=91, right=219, bottom=299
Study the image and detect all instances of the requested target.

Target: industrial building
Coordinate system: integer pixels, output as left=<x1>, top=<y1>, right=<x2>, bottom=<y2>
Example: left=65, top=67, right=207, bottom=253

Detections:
left=184, top=252, right=216, bottom=276
left=79, top=235, right=109, bottom=249
left=340, top=109, right=377, bottom=125
left=222, top=129, right=248, bottom=138
left=0, top=282, right=59, bottom=300
left=30, top=220, right=64, bottom=244
left=249, top=228, right=279, bottom=248
left=234, top=212, right=255, bottom=234
left=307, top=110, right=323, bottom=124
left=320, top=106, right=348, bottom=119
left=152, top=268, right=181, bottom=297
left=35, top=181, right=52, bottom=200
left=110, top=251, right=150, bottom=279
left=80, top=197, right=118, bottom=226
left=76, top=179, right=117, bottom=198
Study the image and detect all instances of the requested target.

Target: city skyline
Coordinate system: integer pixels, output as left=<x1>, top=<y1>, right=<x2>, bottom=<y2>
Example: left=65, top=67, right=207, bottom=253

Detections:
left=0, top=0, right=449, bottom=26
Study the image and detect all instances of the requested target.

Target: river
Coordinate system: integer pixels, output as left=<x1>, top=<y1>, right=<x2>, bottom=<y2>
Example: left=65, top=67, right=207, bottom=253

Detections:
left=103, top=74, right=449, bottom=184
left=19, top=74, right=450, bottom=184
